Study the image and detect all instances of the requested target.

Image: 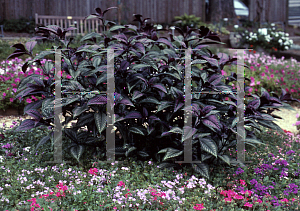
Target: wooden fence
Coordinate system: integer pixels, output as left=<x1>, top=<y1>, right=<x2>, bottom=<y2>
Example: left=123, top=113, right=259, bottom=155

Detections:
left=1, top=0, right=206, bottom=24
left=289, top=0, right=300, bottom=26
left=35, top=13, right=103, bottom=36
left=1, top=0, right=296, bottom=28
left=249, top=0, right=289, bottom=27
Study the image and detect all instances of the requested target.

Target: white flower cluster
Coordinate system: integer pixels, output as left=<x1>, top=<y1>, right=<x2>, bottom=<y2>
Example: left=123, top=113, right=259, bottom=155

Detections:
left=242, top=27, right=294, bottom=51
left=245, top=31, right=258, bottom=41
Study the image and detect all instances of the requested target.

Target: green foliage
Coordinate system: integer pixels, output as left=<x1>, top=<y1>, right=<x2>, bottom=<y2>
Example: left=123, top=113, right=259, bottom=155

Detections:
left=174, top=13, right=201, bottom=30
left=2, top=17, right=35, bottom=33
left=7, top=7, right=300, bottom=181
left=173, top=13, right=230, bottom=35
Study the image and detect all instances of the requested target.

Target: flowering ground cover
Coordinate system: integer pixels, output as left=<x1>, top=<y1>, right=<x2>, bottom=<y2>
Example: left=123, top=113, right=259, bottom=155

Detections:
left=0, top=51, right=300, bottom=210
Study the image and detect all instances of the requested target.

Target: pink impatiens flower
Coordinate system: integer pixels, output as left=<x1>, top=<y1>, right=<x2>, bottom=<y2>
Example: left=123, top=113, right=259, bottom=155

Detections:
left=118, top=181, right=125, bottom=187
left=244, top=202, right=253, bottom=208
left=193, top=203, right=205, bottom=210
left=88, top=168, right=98, bottom=176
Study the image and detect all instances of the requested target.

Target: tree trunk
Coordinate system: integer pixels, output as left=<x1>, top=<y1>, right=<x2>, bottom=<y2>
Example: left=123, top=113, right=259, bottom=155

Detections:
left=208, top=0, right=238, bottom=25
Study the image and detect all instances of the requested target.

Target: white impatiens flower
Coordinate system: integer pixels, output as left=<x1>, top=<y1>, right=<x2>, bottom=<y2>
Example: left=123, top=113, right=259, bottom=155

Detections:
left=285, top=46, right=289, bottom=50
left=0, top=156, right=4, bottom=163
left=278, top=39, right=283, bottom=44
left=24, top=147, right=31, bottom=153
left=285, top=33, right=289, bottom=37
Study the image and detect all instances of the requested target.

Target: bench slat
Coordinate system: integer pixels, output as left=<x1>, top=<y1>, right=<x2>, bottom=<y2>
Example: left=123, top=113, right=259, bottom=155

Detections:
left=35, top=13, right=103, bottom=36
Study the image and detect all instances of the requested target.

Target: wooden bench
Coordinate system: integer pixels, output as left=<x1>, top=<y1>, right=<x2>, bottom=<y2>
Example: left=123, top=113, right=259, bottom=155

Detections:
left=35, top=13, right=103, bottom=36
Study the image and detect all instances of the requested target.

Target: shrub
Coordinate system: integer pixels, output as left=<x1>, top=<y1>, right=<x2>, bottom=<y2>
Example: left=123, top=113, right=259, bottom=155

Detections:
left=7, top=7, right=300, bottom=180
left=2, top=17, right=35, bottom=33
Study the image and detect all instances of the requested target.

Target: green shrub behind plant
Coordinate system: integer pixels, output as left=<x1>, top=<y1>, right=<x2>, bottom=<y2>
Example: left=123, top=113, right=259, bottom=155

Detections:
left=2, top=17, right=35, bottom=33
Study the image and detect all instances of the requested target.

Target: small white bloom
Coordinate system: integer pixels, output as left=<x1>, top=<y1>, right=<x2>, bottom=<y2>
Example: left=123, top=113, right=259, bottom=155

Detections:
left=285, top=46, right=289, bottom=50
left=285, top=33, right=289, bottom=37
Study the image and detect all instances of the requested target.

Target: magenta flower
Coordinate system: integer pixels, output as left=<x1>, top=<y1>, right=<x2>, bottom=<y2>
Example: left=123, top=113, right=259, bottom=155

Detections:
left=88, top=168, right=98, bottom=175
left=117, top=181, right=126, bottom=187
left=12, top=88, right=17, bottom=93
left=270, top=74, right=274, bottom=78
left=14, top=78, right=20, bottom=83
left=261, top=73, right=265, bottom=77
left=26, top=98, right=32, bottom=103
left=10, top=98, right=14, bottom=102
left=2, top=92, right=6, bottom=97
left=244, top=202, right=253, bottom=208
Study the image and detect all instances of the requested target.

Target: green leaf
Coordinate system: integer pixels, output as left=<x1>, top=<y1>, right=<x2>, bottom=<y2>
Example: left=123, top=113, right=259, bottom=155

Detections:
left=218, top=154, right=231, bottom=166
left=35, top=134, right=51, bottom=152
left=156, top=101, right=173, bottom=113
left=95, top=112, right=107, bottom=134
left=70, top=145, right=85, bottom=163
left=34, top=50, right=56, bottom=61
left=138, top=151, right=149, bottom=157
left=73, top=104, right=89, bottom=118
left=192, top=163, right=209, bottom=179
left=245, top=138, right=266, bottom=146
left=92, top=57, right=101, bottom=67
left=199, top=138, right=217, bottom=158
left=125, top=146, right=137, bottom=157
left=129, top=127, right=145, bottom=136
left=96, top=72, right=107, bottom=86
left=139, top=97, right=161, bottom=105
left=109, top=25, right=126, bottom=32
left=231, top=117, right=239, bottom=128
left=182, top=126, right=197, bottom=142
left=132, top=64, right=151, bottom=70
left=169, top=126, right=183, bottom=134
left=80, top=32, right=102, bottom=42
left=162, top=148, right=183, bottom=161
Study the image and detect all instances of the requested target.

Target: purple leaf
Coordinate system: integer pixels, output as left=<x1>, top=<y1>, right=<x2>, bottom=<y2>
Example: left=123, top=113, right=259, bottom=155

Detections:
left=14, top=119, right=41, bottom=132
left=133, top=42, right=145, bottom=54
left=143, top=107, right=148, bottom=117
left=87, top=96, right=107, bottom=105
left=202, top=105, right=216, bottom=115
left=248, top=99, right=260, bottom=110
left=174, top=101, right=184, bottom=113
left=25, top=41, right=37, bottom=53
left=148, top=115, right=160, bottom=121
left=208, top=74, right=222, bottom=86
left=202, top=56, right=218, bottom=67
left=6, top=52, right=27, bottom=61
left=25, top=109, right=43, bottom=121
left=125, top=111, right=142, bottom=119
left=120, top=98, right=135, bottom=107
left=152, top=83, right=167, bottom=93
left=156, top=38, right=173, bottom=48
